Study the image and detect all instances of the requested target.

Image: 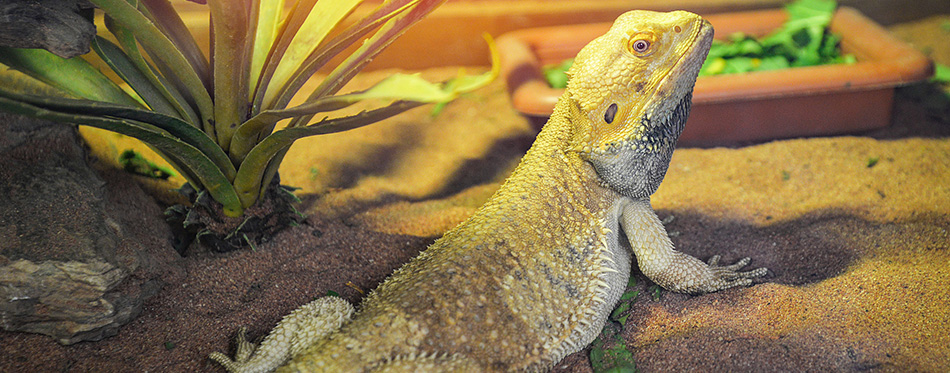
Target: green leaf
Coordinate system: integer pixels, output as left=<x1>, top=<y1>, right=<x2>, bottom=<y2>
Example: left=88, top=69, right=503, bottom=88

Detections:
left=590, top=332, right=637, bottom=373
left=0, top=64, right=72, bottom=98
left=620, top=290, right=640, bottom=301
left=87, top=0, right=214, bottom=134
left=91, top=36, right=179, bottom=117
left=289, top=0, right=447, bottom=128
left=105, top=18, right=201, bottom=126
left=543, top=58, right=572, bottom=89
left=249, top=0, right=285, bottom=98
left=649, top=285, right=662, bottom=301
left=268, top=0, right=420, bottom=111
left=259, top=0, right=363, bottom=110
left=0, top=46, right=140, bottom=107
left=140, top=0, right=211, bottom=89
left=0, top=89, right=236, bottom=182
left=208, top=0, right=253, bottom=150
left=695, top=0, right=842, bottom=77
left=931, top=63, right=950, bottom=84
left=120, top=149, right=176, bottom=179
left=0, top=95, right=243, bottom=216
left=784, top=0, right=836, bottom=25
left=609, top=301, right=631, bottom=321
left=757, top=56, right=791, bottom=71
left=229, top=34, right=497, bottom=163
left=233, top=101, right=423, bottom=207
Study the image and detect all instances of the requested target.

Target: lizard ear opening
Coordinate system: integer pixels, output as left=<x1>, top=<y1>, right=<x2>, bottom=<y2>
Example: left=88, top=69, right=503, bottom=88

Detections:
left=604, top=103, right=618, bottom=124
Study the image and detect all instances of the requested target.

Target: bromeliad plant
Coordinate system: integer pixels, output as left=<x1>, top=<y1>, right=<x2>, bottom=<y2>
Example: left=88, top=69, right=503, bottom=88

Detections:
left=0, top=0, right=496, bottom=251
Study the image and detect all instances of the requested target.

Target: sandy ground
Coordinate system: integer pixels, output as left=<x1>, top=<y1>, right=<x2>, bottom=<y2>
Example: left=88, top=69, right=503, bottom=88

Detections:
left=1, top=14, right=949, bottom=373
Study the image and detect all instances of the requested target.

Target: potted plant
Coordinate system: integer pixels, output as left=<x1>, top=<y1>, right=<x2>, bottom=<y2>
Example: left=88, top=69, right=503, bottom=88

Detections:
left=0, top=0, right=497, bottom=252
left=498, top=1, right=932, bottom=146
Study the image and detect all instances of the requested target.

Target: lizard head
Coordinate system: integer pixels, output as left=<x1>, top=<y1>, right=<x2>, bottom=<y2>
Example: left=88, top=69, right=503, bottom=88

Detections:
left=566, top=10, right=713, bottom=198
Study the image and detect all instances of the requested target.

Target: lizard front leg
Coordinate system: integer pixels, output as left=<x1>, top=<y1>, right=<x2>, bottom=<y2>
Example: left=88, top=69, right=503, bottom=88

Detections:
left=620, top=198, right=767, bottom=294
left=209, top=296, right=354, bottom=373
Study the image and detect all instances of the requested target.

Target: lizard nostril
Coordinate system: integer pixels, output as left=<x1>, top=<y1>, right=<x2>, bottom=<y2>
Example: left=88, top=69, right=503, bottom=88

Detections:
left=674, top=25, right=682, bottom=33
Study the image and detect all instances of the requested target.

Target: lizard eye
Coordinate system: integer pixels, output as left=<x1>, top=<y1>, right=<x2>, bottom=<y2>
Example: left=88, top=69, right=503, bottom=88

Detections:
left=627, top=32, right=656, bottom=57
left=604, top=103, right=618, bottom=124
left=631, top=39, right=650, bottom=53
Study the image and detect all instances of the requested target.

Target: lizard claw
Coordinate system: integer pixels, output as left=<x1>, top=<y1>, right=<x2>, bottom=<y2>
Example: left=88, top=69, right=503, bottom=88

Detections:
left=234, top=326, right=257, bottom=363
left=209, top=326, right=260, bottom=372
left=706, top=256, right=768, bottom=291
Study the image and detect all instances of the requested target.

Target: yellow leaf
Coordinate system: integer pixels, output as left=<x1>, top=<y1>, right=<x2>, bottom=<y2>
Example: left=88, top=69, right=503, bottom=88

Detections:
left=262, top=0, right=363, bottom=108
left=350, top=34, right=499, bottom=104
left=249, top=0, right=285, bottom=99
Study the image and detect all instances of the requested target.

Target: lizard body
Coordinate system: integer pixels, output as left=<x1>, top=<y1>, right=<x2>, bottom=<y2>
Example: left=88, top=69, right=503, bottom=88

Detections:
left=211, top=10, right=766, bottom=372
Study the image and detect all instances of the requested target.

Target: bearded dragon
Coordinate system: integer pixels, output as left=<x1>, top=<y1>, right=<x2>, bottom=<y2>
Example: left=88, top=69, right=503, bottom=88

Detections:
left=210, top=10, right=766, bottom=372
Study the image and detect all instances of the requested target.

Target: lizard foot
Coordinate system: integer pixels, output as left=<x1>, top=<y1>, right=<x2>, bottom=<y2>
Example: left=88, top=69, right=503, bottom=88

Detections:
left=209, top=327, right=260, bottom=373
left=209, top=296, right=354, bottom=373
left=705, top=255, right=768, bottom=290
left=702, top=255, right=769, bottom=293
left=648, top=251, right=768, bottom=294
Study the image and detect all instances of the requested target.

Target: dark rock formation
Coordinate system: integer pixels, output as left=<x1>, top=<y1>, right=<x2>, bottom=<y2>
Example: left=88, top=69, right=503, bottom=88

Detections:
left=0, top=0, right=96, bottom=58
left=0, top=113, right=179, bottom=344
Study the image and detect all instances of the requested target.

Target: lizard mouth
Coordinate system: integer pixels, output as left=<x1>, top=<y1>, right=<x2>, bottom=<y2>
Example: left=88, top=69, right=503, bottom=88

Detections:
left=650, top=91, right=692, bottom=147
left=632, top=20, right=710, bottom=147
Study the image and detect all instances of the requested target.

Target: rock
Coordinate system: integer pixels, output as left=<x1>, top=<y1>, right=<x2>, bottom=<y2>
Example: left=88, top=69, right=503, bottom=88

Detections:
left=0, top=0, right=96, bottom=58
left=0, top=113, right=179, bottom=345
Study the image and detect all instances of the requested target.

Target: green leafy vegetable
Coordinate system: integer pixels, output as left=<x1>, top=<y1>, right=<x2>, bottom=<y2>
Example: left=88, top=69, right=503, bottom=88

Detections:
left=700, top=0, right=853, bottom=76
left=648, top=284, right=662, bottom=301
left=543, top=58, right=573, bottom=89
left=932, top=63, right=950, bottom=84
left=120, top=149, right=176, bottom=179
left=590, top=330, right=638, bottom=373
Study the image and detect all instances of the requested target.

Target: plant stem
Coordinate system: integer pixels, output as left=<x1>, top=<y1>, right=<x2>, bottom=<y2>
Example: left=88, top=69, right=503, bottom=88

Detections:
left=209, top=0, right=252, bottom=151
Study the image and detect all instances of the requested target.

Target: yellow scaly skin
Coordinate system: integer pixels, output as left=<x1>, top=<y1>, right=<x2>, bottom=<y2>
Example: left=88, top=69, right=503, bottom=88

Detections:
left=210, top=10, right=767, bottom=372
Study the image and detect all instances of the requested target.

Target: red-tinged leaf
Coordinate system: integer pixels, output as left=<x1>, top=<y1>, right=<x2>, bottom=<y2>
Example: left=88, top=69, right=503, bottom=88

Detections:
left=258, top=0, right=362, bottom=110
left=88, top=0, right=214, bottom=135
left=269, top=0, right=418, bottom=111
left=140, top=0, right=211, bottom=91
left=251, top=0, right=321, bottom=111
left=248, top=0, right=283, bottom=100
left=289, top=0, right=446, bottom=127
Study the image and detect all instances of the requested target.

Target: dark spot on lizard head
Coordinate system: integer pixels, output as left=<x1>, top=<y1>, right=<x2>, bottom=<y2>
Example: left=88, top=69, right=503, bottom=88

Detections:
left=605, top=103, right=618, bottom=124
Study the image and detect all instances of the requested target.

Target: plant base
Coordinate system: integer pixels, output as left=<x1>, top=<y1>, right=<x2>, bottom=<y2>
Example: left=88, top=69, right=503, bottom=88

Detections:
left=165, top=175, right=305, bottom=253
